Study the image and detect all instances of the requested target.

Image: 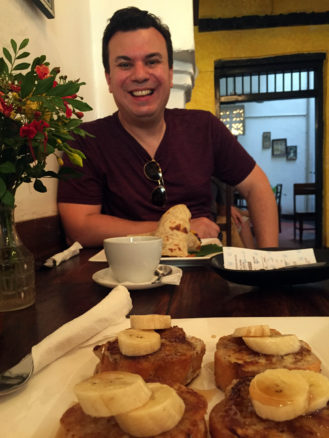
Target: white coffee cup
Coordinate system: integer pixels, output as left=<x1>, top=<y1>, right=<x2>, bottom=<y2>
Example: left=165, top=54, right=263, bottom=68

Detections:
left=103, top=236, right=163, bottom=283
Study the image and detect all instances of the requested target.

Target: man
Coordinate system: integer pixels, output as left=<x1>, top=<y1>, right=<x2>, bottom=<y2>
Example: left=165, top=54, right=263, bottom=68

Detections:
left=57, top=7, right=278, bottom=248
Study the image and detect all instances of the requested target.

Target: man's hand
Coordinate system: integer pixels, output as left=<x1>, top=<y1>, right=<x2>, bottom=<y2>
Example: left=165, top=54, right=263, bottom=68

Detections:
left=190, top=217, right=220, bottom=238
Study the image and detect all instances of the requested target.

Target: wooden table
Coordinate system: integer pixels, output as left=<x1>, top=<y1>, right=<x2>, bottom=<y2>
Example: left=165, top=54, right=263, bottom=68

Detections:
left=1, top=248, right=329, bottom=372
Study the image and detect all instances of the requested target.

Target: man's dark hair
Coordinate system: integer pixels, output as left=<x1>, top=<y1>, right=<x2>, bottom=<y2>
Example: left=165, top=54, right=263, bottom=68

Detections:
left=102, top=7, right=173, bottom=73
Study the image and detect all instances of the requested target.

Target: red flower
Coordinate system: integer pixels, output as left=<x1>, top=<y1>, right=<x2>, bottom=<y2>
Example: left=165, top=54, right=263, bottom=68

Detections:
left=20, top=124, right=37, bottom=140
left=63, top=101, right=72, bottom=118
left=35, top=64, right=50, bottom=80
left=53, top=80, right=58, bottom=88
left=76, top=111, right=84, bottom=119
left=63, top=94, right=77, bottom=100
left=20, top=119, right=49, bottom=140
left=0, top=96, right=13, bottom=117
left=10, top=83, right=21, bottom=92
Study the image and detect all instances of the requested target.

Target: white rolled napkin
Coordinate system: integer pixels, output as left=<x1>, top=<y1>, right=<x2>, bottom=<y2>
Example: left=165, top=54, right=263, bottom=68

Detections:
left=160, top=268, right=182, bottom=285
left=31, top=285, right=132, bottom=373
left=44, top=241, right=83, bottom=267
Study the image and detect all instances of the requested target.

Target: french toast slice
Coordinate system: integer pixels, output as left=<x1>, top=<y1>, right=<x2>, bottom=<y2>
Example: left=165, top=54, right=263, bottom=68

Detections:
left=209, top=376, right=329, bottom=438
left=214, top=331, right=321, bottom=390
left=60, top=383, right=208, bottom=438
left=94, top=326, right=206, bottom=385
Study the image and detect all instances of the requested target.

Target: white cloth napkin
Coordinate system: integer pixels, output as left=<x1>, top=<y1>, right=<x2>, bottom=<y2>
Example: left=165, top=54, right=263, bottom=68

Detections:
left=44, top=241, right=83, bottom=267
left=31, top=285, right=132, bottom=373
left=159, top=268, right=182, bottom=285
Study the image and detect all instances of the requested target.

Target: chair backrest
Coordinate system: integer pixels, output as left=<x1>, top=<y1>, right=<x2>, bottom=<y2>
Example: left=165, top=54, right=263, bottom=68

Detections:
left=293, top=183, right=316, bottom=213
left=210, top=177, right=232, bottom=245
left=274, top=184, right=282, bottom=207
left=294, top=183, right=316, bottom=196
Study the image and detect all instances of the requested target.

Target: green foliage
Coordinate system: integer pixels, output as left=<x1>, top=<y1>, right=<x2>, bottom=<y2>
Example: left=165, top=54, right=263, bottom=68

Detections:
left=0, top=38, right=93, bottom=207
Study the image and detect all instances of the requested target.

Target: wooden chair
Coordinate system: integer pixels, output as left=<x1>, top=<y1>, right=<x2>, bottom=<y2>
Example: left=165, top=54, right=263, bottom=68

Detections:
left=274, top=183, right=282, bottom=233
left=210, top=178, right=252, bottom=247
left=293, top=183, right=316, bottom=241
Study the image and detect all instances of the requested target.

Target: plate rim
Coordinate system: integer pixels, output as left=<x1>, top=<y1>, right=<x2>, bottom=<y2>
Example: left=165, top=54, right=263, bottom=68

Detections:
left=92, top=264, right=181, bottom=290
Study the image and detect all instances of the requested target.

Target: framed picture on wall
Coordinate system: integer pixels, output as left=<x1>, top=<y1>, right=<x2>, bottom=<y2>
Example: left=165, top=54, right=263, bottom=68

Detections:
left=272, top=138, right=287, bottom=157
left=286, top=145, right=297, bottom=161
left=32, top=0, right=55, bottom=18
left=262, top=131, right=271, bottom=149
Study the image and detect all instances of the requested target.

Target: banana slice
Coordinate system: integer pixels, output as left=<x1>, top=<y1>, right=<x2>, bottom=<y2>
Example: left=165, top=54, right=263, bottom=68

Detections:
left=130, top=314, right=171, bottom=330
left=115, top=382, right=185, bottom=437
left=294, top=370, right=329, bottom=413
left=74, top=371, right=151, bottom=417
left=249, top=368, right=309, bottom=421
left=243, top=334, right=300, bottom=355
left=118, top=328, right=161, bottom=356
left=232, top=324, right=271, bottom=337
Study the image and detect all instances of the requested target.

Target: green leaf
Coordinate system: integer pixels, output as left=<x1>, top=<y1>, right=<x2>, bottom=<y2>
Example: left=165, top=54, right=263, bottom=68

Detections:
left=65, top=119, right=81, bottom=130
left=0, top=57, right=8, bottom=75
left=189, top=244, right=223, bottom=257
left=16, top=51, right=30, bottom=60
left=0, top=177, right=6, bottom=197
left=0, top=190, right=15, bottom=207
left=20, top=71, right=35, bottom=98
left=0, top=161, right=16, bottom=173
left=34, top=179, right=47, bottom=193
left=10, top=39, right=17, bottom=54
left=33, top=75, right=54, bottom=94
left=70, top=99, right=93, bottom=111
left=3, top=47, right=12, bottom=64
left=48, top=82, right=80, bottom=97
left=44, top=170, right=58, bottom=178
left=13, top=62, right=30, bottom=71
left=19, top=38, right=29, bottom=50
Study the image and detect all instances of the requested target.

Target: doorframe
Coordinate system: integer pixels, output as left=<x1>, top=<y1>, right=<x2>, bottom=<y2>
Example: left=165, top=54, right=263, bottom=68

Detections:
left=214, top=53, right=325, bottom=247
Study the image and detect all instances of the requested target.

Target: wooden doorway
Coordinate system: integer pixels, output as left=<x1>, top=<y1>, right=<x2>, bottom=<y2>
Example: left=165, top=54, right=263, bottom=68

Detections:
left=215, top=54, right=325, bottom=247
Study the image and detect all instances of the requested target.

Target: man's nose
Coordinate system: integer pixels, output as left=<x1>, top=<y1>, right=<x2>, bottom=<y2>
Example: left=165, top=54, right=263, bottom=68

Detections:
left=131, top=62, right=149, bottom=81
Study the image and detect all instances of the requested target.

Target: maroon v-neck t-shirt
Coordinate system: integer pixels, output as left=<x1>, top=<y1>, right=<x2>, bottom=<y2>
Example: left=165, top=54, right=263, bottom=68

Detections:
left=57, top=108, right=255, bottom=221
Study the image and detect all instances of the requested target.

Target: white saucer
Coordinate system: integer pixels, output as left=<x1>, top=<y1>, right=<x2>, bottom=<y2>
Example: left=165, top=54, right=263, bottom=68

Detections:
left=92, top=264, right=181, bottom=290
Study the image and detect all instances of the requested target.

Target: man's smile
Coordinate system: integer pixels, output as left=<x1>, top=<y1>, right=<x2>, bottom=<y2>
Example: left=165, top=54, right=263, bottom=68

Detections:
left=130, top=89, right=154, bottom=97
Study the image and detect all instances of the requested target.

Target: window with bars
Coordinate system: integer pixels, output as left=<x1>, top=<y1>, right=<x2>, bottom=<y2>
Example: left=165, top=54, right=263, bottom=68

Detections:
left=219, top=70, right=314, bottom=97
left=214, top=54, right=323, bottom=105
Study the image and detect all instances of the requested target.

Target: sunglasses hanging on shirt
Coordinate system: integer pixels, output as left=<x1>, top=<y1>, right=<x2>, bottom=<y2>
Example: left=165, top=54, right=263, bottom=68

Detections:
left=143, top=159, right=167, bottom=207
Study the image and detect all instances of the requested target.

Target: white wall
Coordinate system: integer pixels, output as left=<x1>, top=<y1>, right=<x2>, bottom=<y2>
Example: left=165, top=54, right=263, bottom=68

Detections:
left=2, top=0, right=96, bottom=221
left=2, top=0, right=195, bottom=222
left=236, top=98, right=315, bottom=215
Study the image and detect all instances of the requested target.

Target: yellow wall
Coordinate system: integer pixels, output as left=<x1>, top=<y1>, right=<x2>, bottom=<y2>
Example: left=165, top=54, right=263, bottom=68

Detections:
left=199, top=0, right=329, bottom=18
left=187, top=23, right=329, bottom=245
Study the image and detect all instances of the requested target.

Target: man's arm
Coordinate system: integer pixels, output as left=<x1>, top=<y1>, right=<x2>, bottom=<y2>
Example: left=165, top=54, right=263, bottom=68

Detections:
left=235, top=164, right=279, bottom=248
left=58, top=203, right=158, bottom=247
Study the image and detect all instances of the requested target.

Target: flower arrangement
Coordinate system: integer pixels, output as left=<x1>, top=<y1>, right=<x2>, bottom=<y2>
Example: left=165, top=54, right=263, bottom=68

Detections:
left=0, top=38, right=93, bottom=207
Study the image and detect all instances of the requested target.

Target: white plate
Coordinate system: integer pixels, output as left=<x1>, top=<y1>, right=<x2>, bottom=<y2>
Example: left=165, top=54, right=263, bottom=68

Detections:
left=161, top=237, right=222, bottom=267
left=2, top=317, right=329, bottom=438
left=92, top=265, right=181, bottom=290
left=88, top=238, right=222, bottom=266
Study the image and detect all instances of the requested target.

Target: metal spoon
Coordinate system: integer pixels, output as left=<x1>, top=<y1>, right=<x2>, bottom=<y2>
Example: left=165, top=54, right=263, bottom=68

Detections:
left=152, top=265, right=173, bottom=283
left=0, top=353, right=34, bottom=396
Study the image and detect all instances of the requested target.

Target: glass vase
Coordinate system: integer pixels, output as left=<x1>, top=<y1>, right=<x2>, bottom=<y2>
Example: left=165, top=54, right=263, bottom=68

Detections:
left=0, top=205, right=36, bottom=311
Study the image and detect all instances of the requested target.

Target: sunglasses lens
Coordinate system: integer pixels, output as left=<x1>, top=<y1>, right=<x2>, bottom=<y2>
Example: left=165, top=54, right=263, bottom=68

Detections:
left=144, top=160, right=162, bottom=181
left=152, top=185, right=166, bottom=206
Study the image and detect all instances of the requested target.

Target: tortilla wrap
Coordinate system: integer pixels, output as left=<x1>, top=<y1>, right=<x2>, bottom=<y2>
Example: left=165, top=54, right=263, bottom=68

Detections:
left=154, top=204, right=193, bottom=257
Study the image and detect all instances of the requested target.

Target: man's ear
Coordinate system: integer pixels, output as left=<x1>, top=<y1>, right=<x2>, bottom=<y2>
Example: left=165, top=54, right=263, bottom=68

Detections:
left=105, top=71, right=112, bottom=93
left=169, top=68, right=173, bottom=88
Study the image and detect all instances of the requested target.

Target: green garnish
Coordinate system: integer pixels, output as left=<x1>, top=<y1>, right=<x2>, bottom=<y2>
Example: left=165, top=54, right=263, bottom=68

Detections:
left=189, top=244, right=223, bottom=257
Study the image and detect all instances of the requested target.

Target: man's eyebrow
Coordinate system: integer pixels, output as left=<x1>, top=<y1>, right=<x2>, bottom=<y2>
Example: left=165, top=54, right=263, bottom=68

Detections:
left=145, top=52, right=163, bottom=59
left=114, top=55, right=131, bottom=63
left=114, top=53, right=163, bottom=63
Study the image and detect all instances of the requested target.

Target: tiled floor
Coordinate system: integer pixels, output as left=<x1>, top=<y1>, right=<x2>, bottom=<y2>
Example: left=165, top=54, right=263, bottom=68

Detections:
left=279, top=218, right=316, bottom=249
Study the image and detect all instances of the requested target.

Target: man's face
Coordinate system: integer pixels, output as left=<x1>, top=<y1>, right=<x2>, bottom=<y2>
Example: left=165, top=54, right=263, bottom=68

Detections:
left=105, top=27, right=173, bottom=125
